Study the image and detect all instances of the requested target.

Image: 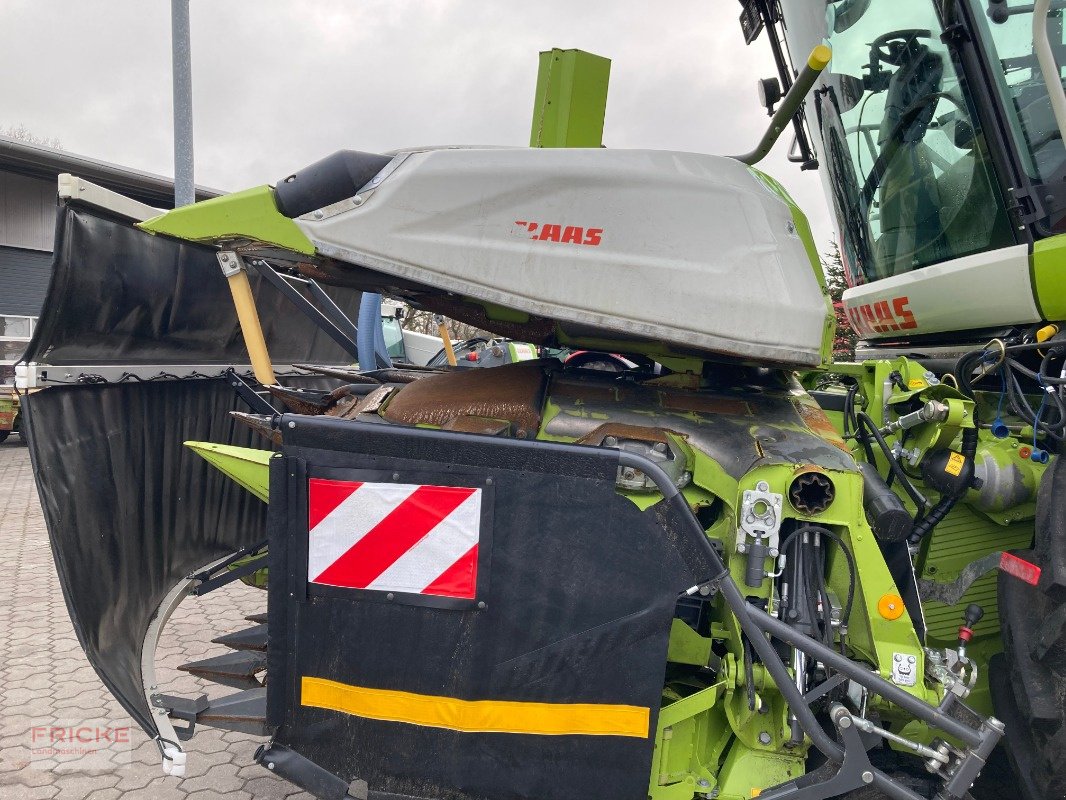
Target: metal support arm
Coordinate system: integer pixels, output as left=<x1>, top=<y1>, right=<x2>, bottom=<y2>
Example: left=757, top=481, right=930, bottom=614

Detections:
left=733, top=45, right=833, bottom=165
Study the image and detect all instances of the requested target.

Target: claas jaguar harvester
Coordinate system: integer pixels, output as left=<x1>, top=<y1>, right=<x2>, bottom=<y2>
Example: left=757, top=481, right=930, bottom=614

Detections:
left=17, top=1, right=1066, bottom=798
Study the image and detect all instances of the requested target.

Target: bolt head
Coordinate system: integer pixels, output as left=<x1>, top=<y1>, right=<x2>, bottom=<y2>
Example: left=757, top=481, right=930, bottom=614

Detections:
left=862, top=771, right=873, bottom=784
left=758, top=731, right=772, bottom=745
left=287, top=420, right=296, bottom=429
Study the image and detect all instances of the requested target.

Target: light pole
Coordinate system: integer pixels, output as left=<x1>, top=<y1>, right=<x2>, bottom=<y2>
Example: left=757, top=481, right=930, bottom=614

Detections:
left=171, top=0, right=194, bottom=207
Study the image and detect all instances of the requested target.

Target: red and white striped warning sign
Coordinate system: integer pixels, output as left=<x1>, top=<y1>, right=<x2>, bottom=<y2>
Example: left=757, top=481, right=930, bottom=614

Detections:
left=307, top=479, right=482, bottom=599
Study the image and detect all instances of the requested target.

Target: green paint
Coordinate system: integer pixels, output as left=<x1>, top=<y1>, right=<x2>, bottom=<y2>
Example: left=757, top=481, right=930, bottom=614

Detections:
left=1032, top=233, right=1066, bottom=320
left=649, top=682, right=731, bottom=800
left=474, top=300, right=530, bottom=324
left=139, top=185, right=315, bottom=255
left=185, top=441, right=274, bottom=503
left=529, top=49, right=611, bottom=148
left=716, top=739, right=805, bottom=800
left=667, top=619, right=715, bottom=666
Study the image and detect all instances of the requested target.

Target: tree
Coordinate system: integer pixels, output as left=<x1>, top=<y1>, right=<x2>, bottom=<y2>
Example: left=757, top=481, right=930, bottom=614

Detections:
left=2, top=123, right=62, bottom=150
left=821, top=239, right=857, bottom=361
left=401, top=308, right=487, bottom=342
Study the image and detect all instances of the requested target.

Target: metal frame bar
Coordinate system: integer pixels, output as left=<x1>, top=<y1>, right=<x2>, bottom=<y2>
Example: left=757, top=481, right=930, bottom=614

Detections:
left=224, top=369, right=277, bottom=416
left=246, top=259, right=359, bottom=360
left=304, top=278, right=362, bottom=348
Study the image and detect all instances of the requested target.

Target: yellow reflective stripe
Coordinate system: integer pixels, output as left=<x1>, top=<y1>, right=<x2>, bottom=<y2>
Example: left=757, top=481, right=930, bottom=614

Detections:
left=300, top=676, right=650, bottom=738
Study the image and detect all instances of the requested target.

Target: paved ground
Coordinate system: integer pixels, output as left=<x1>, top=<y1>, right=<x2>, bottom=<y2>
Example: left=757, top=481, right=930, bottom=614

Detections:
left=0, top=436, right=311, bottom=800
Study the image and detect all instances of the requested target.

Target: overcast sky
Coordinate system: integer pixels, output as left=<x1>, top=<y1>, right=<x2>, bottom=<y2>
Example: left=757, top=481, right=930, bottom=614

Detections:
left=1, top=0, right=835, bottom=251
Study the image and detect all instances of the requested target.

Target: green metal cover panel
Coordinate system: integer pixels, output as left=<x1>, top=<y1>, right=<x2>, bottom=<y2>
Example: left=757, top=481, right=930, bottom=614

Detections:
left=529, top=49, right=611, bottom=148
left=1032, top=233, right=1066, bottom=320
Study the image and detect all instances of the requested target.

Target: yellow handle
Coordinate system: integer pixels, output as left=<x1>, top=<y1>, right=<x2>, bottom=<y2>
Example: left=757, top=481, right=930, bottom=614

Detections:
left=808, top=44, right=832, bottom=71
left=226, top=269, right=277, bottom=386
left=438, top=322, right=458, bottom=367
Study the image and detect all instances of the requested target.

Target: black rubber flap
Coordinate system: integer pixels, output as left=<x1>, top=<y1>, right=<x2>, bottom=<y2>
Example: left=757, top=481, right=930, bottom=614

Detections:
left=24, top=202, right=362, bottom=366
left=269, top=417, right=718, bottom=800
left=23, top=379, right=270, bottom=734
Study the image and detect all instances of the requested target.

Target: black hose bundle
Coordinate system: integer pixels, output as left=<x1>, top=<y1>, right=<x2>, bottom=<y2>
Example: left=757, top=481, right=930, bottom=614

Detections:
left=778, top=525, right=857, bottom=654
left=909, top=417, right=979, bottom=542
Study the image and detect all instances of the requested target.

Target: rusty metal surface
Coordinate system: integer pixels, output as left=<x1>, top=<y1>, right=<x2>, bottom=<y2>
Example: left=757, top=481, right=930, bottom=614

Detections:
left=267, top=385, right=331, bottom=415
left=232, top=411, right=283, bottom=445
left=381, top=361, right=550, bottom=437
left=440, top=416, right=513, bottom=435
left=294, top=363, right=381, bottom=383
left=544, top=372, right=856, bottom=479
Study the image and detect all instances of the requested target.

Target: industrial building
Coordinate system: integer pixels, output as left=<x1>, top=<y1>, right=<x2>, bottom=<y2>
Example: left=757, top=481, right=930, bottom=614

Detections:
left=0, top=134, right=216, bottom=375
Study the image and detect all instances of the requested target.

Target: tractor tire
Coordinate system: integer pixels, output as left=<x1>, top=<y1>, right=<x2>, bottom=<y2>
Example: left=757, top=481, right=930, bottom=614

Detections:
left=0, top=429, right=8, bottom=443
left=991, top=457, right=1066, bottom=800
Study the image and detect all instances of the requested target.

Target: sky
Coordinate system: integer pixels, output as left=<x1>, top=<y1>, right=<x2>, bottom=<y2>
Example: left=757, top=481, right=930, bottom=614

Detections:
left=0, top=0, right=835, bottom=252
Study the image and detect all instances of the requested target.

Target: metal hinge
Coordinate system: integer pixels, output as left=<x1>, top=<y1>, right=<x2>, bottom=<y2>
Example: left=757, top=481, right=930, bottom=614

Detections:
left=1007, top=185, right=1048, bottom=228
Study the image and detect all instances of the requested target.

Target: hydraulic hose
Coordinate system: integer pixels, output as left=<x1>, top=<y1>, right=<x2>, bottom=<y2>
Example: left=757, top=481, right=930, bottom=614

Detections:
left=856, top=412, right=927, bottom=512
left=356, top=293, right=393, bottom=370
left=910, top=418, right=979, bottom=541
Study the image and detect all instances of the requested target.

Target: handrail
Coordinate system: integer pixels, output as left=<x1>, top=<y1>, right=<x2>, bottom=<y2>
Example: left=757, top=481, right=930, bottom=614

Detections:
left=733, top=45, right=833, bottom=165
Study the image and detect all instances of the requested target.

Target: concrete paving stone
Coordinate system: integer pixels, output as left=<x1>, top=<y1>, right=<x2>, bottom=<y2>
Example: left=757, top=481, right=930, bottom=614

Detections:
left=50, top=772, right=121, bottom=798
left=118, top=781, right=189, bottom=800
left=80, top=788, right=122, bottom=800
left=0, top=755, right=33, bottom=775
left=0, top=783, right=60, bottom=800
left=184, top=789, right=252, bottom=800
left=232, top=776, right=302, bottom=799
left=182, top=745, right=236, bottom=771
left=112, top=762, right=172, bottom=792
left=175, top=762, right=244, bottom=794
left=0, top=765, right=60, bottom=788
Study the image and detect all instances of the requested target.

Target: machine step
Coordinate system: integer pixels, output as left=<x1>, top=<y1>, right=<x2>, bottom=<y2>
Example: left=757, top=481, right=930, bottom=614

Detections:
left=212, top=623, right=269, bottom=652
left=195, top=687, right=270, bottom=735
left=177, top=650, right=267, bottom=689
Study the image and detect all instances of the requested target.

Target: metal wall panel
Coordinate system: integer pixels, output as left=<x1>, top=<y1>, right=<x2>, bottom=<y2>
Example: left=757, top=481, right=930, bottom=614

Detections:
left=0, top=244, right=52, bottom=317
left=0, top=170, right=54, bottom=251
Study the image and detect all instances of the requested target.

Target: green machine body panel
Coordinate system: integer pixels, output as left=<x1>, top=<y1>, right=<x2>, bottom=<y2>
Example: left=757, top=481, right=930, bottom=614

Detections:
left=529, top=48, right=611, bottom=148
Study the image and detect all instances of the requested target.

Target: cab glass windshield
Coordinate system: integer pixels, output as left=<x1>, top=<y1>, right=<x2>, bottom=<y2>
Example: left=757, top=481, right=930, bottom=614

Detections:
left=967, top=0, right=1066, bottom=233
left=781, top=0, right=1016, bottom=284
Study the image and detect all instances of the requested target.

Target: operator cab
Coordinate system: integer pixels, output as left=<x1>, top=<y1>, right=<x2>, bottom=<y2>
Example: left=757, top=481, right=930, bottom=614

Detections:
left=753, top=0, right=1066, bottom=288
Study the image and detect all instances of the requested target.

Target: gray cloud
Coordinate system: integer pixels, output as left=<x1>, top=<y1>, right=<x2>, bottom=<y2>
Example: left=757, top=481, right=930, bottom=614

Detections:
left=1, top=0, right=834, bottom=252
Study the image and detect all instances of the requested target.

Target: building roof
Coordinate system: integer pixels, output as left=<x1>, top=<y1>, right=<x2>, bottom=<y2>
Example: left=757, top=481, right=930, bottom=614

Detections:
left=0, top=133, right=221, bottom=208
